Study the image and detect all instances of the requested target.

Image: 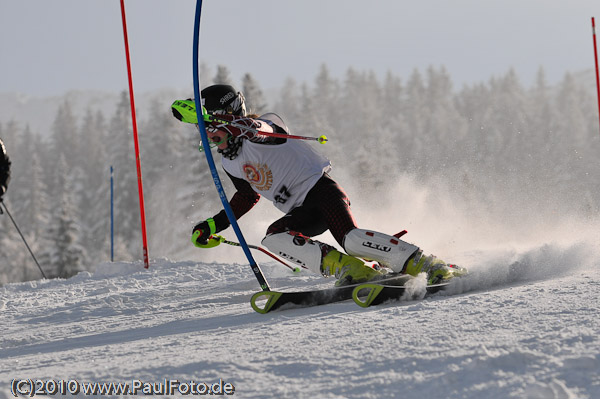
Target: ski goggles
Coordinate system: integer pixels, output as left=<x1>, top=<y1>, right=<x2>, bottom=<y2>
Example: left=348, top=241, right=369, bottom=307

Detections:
left=198, top=133, right=231, bottom=153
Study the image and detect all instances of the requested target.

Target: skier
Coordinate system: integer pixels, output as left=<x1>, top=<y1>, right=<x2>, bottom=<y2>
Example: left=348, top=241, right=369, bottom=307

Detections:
left=172, top=85, right=462, bottom=286
left=0, top=138, right=10, bottom=204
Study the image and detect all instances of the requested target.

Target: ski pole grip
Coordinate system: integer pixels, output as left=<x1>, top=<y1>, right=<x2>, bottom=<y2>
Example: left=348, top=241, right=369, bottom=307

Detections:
left=192, top=231, right=222, bottom=248
left=191, top=218, right=219, bottom=248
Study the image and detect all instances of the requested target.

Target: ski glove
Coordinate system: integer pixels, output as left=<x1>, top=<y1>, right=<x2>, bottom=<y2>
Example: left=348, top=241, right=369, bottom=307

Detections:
left=191, top=219, right=217, bottom=247
left=191, top=210, right=232, bottom=248
left=171, top=99, right=208, bottom=124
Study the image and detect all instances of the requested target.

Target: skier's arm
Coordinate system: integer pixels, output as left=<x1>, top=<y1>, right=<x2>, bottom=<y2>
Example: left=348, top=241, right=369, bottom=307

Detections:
left=209, top=172, right=261, bottom=231
left=206, top=114, right=284, bottom=144
left=191, top=172, right=260, bottom=246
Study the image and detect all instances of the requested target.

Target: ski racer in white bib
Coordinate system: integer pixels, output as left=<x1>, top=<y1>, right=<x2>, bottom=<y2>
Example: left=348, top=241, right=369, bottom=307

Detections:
left=172, top=85, right=464, bottom=286
left=221, top=123, right=331, bottom=215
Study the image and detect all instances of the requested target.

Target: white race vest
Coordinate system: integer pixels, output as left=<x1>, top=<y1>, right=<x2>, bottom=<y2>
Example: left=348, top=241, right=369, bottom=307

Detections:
left=222, top=138, right=332, bottom=214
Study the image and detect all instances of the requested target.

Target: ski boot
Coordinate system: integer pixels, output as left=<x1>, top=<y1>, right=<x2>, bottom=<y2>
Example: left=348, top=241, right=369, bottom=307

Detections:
left=322, top=249, right=383, bottom=287
left=404, top=250, right=466, bottom=284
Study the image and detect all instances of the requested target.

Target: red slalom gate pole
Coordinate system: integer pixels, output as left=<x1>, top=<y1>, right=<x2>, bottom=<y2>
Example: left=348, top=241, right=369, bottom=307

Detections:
left=120, top=0, right=150, bottom=268
left=592, top=17, right=600, bottom=136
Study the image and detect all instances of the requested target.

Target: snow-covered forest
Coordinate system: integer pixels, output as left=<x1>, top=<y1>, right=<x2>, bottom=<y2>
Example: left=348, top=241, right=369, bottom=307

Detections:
left=1, top=64, right=599, bottom=284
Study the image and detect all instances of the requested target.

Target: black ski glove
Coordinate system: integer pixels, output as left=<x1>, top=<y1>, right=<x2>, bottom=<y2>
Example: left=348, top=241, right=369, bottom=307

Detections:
left=191, top=219, right=216, bottom=247
left=191, top=210, right=231, bottom=248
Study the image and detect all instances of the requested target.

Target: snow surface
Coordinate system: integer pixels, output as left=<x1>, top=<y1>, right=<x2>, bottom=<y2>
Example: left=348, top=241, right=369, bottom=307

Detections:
left=1, top=241, right=599, bottom=399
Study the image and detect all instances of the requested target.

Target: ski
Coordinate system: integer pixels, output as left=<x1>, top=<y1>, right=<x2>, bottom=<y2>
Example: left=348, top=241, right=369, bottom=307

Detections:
left=351, top=280, right=449, bottom=308
left=250, top=274, right=413, bottom=314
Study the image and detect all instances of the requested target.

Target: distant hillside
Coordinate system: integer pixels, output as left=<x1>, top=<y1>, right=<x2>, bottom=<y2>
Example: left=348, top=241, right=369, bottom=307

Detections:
left=0, top=87, right=192, bottom=137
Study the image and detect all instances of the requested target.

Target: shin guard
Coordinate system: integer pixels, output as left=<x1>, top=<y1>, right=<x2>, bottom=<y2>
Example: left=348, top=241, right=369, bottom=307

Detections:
left=343, top=228, right=419, bottom=273
left=261, top=232, right=326, bottom=275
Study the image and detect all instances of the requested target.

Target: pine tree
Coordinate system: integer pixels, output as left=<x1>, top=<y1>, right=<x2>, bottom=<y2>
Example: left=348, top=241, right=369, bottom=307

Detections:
left=50, top=100, right=80, bottom=172
left=422, top=66, right=466, bottom=172
left=19, top=148, right=49, bottom=237
left=274, top=77, right=301, bottom=127
left=486, top=69, right=529, bottom=174
left=48, top=155, right=86, bottom=278
left=140, top=98, right=182, bottom=184
left=313, top=64, right=339, bottom=123
left=81, top=109, right=112, bottom=262
left=382, top=70, right=403, bottom=117
left=381, top=71, right=410, bottom=170
left=242, top=73, right=267, bottom=115
left=140, top=97, right=195, bottom=256
left=213, top=65, right=234, bottom=86
left=306, top=65, right=338, bottom=161
left=106, top=91, right=141, bottom=259
left=400, top=69, right=427, bottom=172
left=339, top=68, right=389, bottom=187
left=200, top=62, right=212, bottom=90
left=526, top=67, right=556, bottom=173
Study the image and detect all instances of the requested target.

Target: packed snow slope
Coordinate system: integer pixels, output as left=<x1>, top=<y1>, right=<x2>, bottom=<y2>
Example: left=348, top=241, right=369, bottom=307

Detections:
left=1, top=238, right=599, bottom=399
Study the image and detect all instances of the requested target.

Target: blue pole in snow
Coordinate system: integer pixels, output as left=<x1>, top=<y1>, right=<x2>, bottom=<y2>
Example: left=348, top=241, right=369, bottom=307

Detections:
left=192, top=0, right=270, bottom=291
left=110, top=165, right=114, bottom=262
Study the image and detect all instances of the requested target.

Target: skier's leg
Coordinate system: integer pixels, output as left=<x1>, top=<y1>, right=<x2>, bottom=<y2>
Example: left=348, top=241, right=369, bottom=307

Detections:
left=294, top=174, right=459, bottom=283
left=342, top=228, right=419, bottom=272
left=277, top=174, right=465, bottom=284
left=265, top=203, right=329, bottom=239
left=262, top=174, right=382, bottom=285
left=343, top=228, right=465, bottom=284
left=261, top=231, right=382, bottom=286
left=302, top=174, right=358, bottom=247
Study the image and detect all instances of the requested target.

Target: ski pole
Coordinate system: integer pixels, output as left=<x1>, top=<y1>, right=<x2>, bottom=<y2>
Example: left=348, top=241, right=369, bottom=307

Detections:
left=208, top=114, right=328, bottom=144
left=205, top=235, right=302, bottom=274
left=0, top=199, right=47, bottom=279
left=171, top=100, right=328, bottom=144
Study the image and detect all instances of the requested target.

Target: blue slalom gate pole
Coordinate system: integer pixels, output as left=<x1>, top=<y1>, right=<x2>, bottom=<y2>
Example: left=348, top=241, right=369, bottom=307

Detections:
left=192, top=0, right=270, bottom=291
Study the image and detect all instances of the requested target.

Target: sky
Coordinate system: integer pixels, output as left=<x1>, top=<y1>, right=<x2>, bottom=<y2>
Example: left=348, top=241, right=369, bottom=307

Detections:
left=1, top=0, right=600, bottom=98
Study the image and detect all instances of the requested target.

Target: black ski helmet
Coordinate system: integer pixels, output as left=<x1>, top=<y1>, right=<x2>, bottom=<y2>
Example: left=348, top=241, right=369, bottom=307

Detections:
left=201, top=84, right=246, bottom=116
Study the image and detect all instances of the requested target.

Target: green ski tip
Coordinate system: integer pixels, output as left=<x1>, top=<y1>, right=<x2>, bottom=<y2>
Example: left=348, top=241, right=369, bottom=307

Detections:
left=251, top=291, right=283, bottom=314
left=352, top=283, right=384, bottom=308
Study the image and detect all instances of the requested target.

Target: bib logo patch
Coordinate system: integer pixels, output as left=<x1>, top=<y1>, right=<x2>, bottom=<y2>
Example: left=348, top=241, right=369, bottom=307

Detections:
left=243, top=163, right=273, bottom=191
